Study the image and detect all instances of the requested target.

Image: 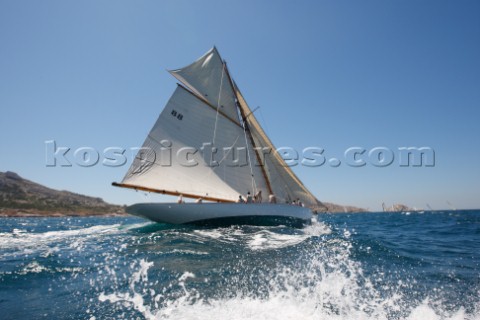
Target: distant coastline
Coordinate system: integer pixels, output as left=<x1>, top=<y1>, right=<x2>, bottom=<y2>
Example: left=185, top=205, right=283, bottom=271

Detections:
left=0, top=171, right=126, bottom=217
left=0, top=208, right=126, bottom=218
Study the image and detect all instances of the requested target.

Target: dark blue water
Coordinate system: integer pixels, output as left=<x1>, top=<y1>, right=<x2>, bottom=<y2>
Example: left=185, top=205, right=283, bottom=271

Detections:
left=0, top=210, right=479, bottom=319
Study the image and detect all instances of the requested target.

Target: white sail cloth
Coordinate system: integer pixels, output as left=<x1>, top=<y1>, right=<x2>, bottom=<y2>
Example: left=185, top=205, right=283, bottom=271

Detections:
left=169, top=47, right=241, bottom=126
left=120, top=47, right=322, bottom=208
left=121, top=85, right=268, bottom=202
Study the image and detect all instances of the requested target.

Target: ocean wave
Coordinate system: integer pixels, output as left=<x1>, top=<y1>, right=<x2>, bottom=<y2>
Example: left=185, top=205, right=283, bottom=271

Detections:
left=185, top=220, right=332, bottom=251
left=0, top=224, right=122, bottom=258
left=93, top=221, right=478, bottom=320
left=95, top=250, right=479, bottom=320
left=2, top=213, right=478, bottom=320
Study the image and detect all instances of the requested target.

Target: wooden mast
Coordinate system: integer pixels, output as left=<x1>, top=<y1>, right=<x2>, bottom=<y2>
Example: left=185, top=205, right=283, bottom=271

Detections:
left=223, top=61, right=274, bottom=196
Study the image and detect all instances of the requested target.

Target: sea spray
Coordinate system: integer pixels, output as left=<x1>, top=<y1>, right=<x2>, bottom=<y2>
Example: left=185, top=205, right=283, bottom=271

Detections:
left=92, top=218, right=478, bottom=319
left=99, top=259, right=156, bottom=318
left=1, top=213, right=479, bottom=319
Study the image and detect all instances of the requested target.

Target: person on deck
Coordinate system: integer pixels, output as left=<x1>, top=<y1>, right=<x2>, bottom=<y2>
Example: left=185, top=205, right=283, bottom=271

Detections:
left=246, top=192, right=253, bottom=204
left=254, top=190, right=262, bottom=203
left=195, top=197, right=203, bottom=203
left=237, top=195, right=245, bottom=203
left=297, top=198, right=303, bottom=207
left=268, top=194, right=277, bottom=204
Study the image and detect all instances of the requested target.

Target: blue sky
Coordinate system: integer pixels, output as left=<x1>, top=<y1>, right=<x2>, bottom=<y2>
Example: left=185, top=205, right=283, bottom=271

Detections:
left=1, top=0, right=479, bottom=210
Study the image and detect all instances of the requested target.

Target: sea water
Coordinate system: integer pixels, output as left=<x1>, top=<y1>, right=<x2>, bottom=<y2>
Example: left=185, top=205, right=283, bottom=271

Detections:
left=0, top=210, right=479, bottom=319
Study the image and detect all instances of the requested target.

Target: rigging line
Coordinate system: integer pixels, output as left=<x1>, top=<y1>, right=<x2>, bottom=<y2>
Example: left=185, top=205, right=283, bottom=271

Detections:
left=126, top=151, right=235, bottom=200
left=241, top=116, right=257, bottom=194
left=146, top=128, right=240, bottom=168
left=213, top=136, right=241, bottom=165
left=243, top=106, right=260, bottom=120
left=223, top=63, right=259, bottom=195
left=258, top=106, right=271, bottom=139
left=212, top=63, right=226, bottom=145
left=195, top=135, right=241, bottom=182
left=196, top=135, right=242, bottom=191
left=230, top=83, right=273, bottom=196
left=177, top=84, right=241, bottom=128
left=130, top=135, right=246, bottom=192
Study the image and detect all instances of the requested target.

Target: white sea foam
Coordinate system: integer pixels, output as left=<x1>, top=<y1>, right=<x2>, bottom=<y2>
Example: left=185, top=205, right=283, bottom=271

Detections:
left=18, top=261, right=49, bottom=274
left=188, top=220, right=332, bottom=251
left=0, top=224, right=121, bottom=258
left=0, top=224, right=121, bottom=248
left=97, top=257, right=479, bottom=320
left=247, top=219, right=332, bottom=251
left=167, top=249, right=209, bottom=255
left=192, top=229, right=236, bottom=243
left=120, top=221, right=156, bottom=231
left=246, top=230, right=309, bottom=250
left=96, top=221, right=479, bottom=320
left=93, top=222, right=480, bottom=320
left=99, top=259, right=158, bottom=319
left=15, top=260, right=84, bottom=275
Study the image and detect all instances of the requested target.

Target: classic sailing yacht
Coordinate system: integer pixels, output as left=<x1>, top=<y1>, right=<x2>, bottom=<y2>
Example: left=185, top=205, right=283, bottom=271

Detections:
left=113, top=47, right=323, bottom=226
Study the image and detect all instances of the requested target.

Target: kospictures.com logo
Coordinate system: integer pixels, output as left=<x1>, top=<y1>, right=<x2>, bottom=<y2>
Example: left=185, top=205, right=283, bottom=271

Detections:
left=45, top=140, right=435, bottom=168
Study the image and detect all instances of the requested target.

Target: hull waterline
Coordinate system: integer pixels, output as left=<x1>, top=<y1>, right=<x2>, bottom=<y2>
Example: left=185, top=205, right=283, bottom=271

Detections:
left=126, top=203, right=313, bottom=227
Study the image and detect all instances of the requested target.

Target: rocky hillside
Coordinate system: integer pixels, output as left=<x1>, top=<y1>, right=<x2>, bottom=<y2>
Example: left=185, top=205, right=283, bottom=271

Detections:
left=315, top=202, right=366, bottom=213
left=0, top=171, right=125, bottom=217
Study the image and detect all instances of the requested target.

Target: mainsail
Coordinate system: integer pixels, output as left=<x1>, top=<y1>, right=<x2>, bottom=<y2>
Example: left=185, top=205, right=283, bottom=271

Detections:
left=234, top=85, right=323, bottom=208
left=114, top=47, right=323, bottom=208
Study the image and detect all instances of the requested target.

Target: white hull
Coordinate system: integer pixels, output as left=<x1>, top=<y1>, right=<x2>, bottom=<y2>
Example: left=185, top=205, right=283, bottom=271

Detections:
left=126, top=203, right=313, bottom=226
